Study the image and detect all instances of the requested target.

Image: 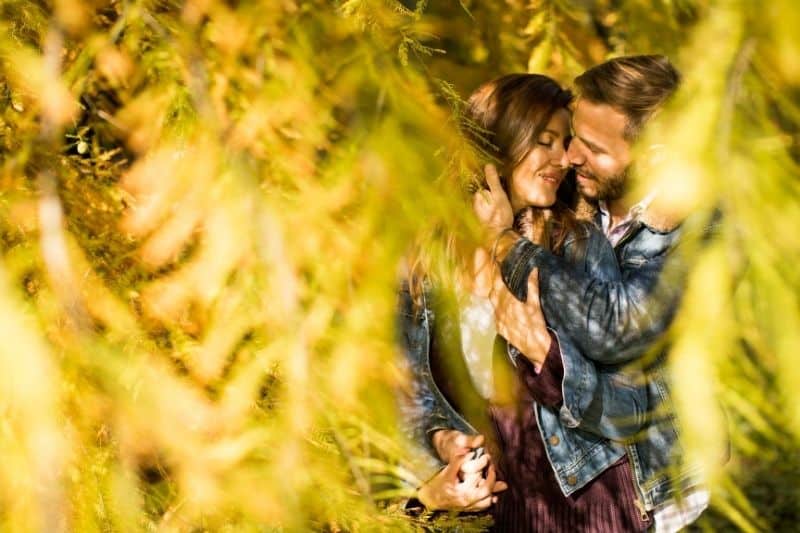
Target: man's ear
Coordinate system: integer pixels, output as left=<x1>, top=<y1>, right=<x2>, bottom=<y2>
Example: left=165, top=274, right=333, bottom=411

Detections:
left=646, top=143, right=667, bottom=168
left=633, top=143, right=667, bottom=182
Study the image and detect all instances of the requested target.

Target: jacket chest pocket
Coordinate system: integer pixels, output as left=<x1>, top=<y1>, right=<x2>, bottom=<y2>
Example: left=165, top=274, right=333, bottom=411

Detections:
left=618, top=230, right=676, bottom=268
left=620, top=254, right=648, bottom=268
left=618, top=244, right=655, bottom=268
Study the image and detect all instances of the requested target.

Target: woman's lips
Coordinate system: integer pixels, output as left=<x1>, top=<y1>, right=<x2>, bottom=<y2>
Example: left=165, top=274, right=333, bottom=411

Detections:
left=540, top=173, right=562, bottom=185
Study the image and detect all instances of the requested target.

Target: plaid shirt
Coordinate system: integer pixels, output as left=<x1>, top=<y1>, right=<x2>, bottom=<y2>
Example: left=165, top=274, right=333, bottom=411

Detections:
left=601, top=195, right=709, bottom=532
left=652, top=488, right=710, bottom=533
left=598, top=192, right=657, bottom=248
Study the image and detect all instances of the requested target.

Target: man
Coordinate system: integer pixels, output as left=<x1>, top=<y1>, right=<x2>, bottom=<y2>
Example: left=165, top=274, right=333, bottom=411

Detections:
left=478, top=55, right=709, bottom=532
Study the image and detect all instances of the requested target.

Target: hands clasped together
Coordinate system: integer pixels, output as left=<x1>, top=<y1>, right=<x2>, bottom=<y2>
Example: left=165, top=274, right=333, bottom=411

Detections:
left=417, top=431, right=507, bottom=512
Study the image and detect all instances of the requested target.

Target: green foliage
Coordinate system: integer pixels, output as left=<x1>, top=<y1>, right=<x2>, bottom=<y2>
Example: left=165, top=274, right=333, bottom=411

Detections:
left=0, top=0, right=798, bottom=531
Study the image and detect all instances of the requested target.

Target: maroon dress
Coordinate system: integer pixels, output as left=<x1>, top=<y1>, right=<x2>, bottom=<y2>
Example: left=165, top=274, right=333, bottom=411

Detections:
left=488, top=335, right=652, bottom=532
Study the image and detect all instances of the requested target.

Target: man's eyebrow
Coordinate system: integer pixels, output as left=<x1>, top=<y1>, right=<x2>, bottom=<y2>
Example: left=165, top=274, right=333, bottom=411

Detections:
left=569, top=115, right=605, bottom=152
left=576, top=134, right=605, bottom=153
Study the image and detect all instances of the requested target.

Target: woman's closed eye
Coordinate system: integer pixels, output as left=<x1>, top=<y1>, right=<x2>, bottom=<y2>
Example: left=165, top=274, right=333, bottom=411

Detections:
left=537, top=135, right=554, bottom=148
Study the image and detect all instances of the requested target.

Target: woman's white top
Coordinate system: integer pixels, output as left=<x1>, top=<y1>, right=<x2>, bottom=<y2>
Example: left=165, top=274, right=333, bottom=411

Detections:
left=457, top=291, right=496, bottom=399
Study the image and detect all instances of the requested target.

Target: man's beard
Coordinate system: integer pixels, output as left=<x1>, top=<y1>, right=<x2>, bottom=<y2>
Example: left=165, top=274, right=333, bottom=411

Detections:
left=576, top=166, right=629, bottom=202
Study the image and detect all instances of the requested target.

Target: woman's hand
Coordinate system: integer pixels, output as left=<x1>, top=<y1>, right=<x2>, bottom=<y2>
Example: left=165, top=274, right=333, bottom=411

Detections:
left=432, top=430, right=483, bottom=464
left=473, top=164, right=514, bottom=240
left=416, top=451, right=508, bottom=512
left=490, top=271, right=551, bottom=369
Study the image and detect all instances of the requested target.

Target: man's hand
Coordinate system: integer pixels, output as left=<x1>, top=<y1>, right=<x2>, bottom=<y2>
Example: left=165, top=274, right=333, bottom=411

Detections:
left=473, top=164, right=514, bottom=239
left=490, top=271, right=551, bottom=370
left=431, top=430, right=483, bottom=464
left=416, top=453, right=508, bottom=512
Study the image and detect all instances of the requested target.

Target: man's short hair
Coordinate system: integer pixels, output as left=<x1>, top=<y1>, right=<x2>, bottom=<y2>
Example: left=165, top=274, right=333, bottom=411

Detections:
left=574, top=55, right=681, bottom=141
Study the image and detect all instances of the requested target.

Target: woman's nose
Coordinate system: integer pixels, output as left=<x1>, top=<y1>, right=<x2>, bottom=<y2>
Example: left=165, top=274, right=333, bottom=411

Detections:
left=566, top=138, right=584, bottom=166
left=552, top=143, right=569, bottom=168
left=557, top=146, right=569, bottom=169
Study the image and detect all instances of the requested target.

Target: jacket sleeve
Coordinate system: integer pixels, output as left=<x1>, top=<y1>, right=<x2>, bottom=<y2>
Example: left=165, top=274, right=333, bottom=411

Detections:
left=396, top=338, right=452, bottom=462
left=396, top=287, right=474, bottom=463
left=576, top=361, right=648, bottom=440
left=507, top=335, right=647, bottom=441
left=513, top=340, right=565, bottom=409
left=500, top=228, right=683, bottom=364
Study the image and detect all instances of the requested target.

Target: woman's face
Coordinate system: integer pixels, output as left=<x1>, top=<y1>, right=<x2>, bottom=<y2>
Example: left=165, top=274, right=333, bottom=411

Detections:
left=508, top=108, right=570, bottom=211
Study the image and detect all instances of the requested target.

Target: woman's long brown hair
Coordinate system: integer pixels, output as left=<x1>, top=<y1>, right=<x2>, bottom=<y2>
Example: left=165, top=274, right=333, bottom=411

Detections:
left=407, top=74, right=585, bottom=309
left=463, top=73, right=582, bottom=254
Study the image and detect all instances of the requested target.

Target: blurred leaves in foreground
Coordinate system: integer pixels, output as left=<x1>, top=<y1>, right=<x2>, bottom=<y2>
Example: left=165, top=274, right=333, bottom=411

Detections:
left=0, top=0, right=798, bottom=531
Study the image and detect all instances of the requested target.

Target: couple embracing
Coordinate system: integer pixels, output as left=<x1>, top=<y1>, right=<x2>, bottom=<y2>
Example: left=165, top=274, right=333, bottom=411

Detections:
left=398, top=55, right=710, bottom=532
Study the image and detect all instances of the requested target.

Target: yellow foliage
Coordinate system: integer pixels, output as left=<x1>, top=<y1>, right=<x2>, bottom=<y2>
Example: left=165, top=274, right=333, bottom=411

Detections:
left=0, top=0, right=797, bottom=531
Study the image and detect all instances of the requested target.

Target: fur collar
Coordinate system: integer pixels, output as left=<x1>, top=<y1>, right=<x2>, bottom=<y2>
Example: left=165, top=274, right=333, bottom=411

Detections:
left=573, top=195, right=681, bottom=233
left=638, top=199, right=682, bottom=233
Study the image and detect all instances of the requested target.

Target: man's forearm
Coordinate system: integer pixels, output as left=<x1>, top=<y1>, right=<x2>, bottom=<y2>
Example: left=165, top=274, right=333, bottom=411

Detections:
left=500, top=238, right=681, bottom=363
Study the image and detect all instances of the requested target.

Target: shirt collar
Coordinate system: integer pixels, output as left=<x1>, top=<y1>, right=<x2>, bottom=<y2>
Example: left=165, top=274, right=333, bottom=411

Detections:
left=598, top=190, right=658, bottom=242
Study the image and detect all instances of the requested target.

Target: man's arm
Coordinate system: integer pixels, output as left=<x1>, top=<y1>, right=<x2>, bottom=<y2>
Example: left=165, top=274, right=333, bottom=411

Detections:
left=499, top=235, right=682, bottom=364
left=473, top=164, right=679, bottom=364
left=493, top=276, right=647, bottom=440
left=472, top=164, right=678, bottom=364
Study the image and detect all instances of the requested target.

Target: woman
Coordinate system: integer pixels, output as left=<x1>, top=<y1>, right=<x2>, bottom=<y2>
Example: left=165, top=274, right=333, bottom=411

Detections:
left=398, top=74, right=650, bottom=531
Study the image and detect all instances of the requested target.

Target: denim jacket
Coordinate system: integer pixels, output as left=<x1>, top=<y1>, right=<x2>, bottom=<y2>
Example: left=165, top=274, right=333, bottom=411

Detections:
left=500, top=211, right=701, bottom=510
left=397, top=223, right=649, bottom=499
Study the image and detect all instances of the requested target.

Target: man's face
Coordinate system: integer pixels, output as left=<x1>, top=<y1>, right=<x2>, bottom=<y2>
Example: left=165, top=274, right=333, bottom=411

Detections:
left=566, top=98, right=632, bottom=202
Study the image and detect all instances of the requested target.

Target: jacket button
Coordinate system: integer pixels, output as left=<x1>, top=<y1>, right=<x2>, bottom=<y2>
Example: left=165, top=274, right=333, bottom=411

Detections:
left=548, top=435, right=560, bottom=446
left=566, top=475, right=578, bottom=486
